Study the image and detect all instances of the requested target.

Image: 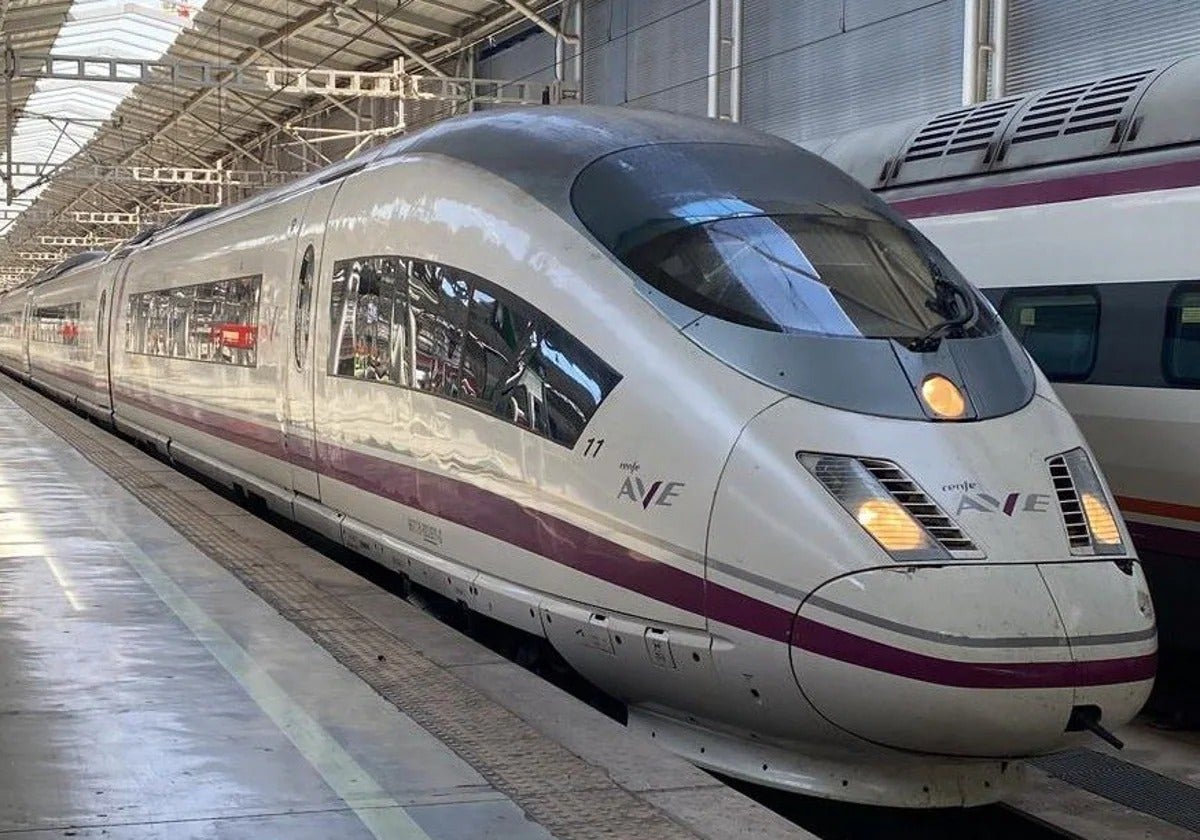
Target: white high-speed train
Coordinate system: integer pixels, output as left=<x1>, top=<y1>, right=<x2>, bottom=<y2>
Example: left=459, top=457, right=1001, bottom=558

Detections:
left=811, top=56, right=1200, bottom=665
left=0, top=107, right=1157, bottom=807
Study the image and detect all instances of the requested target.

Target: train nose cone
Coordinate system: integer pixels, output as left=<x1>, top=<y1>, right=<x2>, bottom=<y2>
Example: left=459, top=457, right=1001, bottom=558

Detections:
left=790, top=563, right=1156, bottom=757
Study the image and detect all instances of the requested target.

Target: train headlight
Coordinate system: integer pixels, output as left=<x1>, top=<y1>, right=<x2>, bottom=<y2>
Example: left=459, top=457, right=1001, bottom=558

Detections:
left=855, top=498, right=925, bottom=551
left=920, top=375, right=967, bottom=420
left=1050, top=448, right=1126, bottom=555
left=799, top=453, right=957, bottom=561
left=1081, top=492, right=1121, bottom=545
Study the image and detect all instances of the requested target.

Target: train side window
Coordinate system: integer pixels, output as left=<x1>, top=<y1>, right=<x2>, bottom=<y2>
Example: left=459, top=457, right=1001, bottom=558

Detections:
left=126, top=276, right=261, bottom=366
left=31, top=303, right=82, bottom=346
left=210, top=276, right=261, bottom=366
left=464, top=285, right=538, bottom=409
left=537, top=323, right=621, bottom=447
left=1164, top=286, right=1200, bottom=386
left=999, top=288, right=1099, bottom=381
left=410, top=261, right=468, bottom=396
left=329, top=256, right=399, bottom=382
left=167, top=286, right=194, bottom=359
left=326, top=254, right=620, bottom=446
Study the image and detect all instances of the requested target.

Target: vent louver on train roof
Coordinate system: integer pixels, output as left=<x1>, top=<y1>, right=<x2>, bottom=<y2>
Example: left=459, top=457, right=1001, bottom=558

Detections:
left=858, top=458, right=981, bottom=556
left=1009, top=68, right=1154, bottom=145
left=887, top=97, right=1022, bottom=186
left=903, top=97, right=1024, bottom=162
left=1047, top=454, right=1092, bottom=551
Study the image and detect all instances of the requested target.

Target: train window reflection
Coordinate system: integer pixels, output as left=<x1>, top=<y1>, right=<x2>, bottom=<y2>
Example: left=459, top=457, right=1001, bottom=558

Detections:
left=538, top=324, right=619, bottom=446
left=410, top=261, right=468, bottom=395
left=329, top=257, right=405, bottom=383
left=999, top=288, right=1098, bottom=381
left=1165, top=287, right=1200, bottom=387
left=0, top=310, right=21, bottom=339
left=31, top=302, right=82, bottom=345
left=125, top=275, right=261, bottom=367
left=466, top=286, right=538, bottom=407
left=327, top=255, right=620, bottom=447
left=97, top=290, right=107, bottom=344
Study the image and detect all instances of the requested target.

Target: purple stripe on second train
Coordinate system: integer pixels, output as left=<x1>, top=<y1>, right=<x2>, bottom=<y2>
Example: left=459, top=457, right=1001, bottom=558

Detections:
left=1126, top=520, right=1200, bottom=560
left=888, top=157, right=1200, bottom=219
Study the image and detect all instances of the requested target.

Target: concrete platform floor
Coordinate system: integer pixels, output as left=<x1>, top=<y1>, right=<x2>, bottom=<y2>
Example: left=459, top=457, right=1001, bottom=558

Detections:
left=0, top=393, right=559, bottom=839
left=0, top=386, right=809, bottom=840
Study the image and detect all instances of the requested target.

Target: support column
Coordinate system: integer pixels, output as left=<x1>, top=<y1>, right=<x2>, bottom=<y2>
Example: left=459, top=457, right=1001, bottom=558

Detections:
left=707, top=0, right=720, bottom=118
left=730, top=0, right=742, bottom=122
left=991, top=0, right=1008, bottom=98
left=961, top=0, right=981, bottom=105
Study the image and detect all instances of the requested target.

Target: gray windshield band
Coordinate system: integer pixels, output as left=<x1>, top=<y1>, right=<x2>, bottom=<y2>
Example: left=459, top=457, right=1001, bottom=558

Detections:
left=387, top=108, right=1031, bottom=419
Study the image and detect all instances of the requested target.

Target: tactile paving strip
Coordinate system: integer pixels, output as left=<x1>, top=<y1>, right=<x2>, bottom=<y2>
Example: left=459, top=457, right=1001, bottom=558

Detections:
left=1033, top=749, right=1200, bottom=833
left=1, top=379, right=703, bottom=840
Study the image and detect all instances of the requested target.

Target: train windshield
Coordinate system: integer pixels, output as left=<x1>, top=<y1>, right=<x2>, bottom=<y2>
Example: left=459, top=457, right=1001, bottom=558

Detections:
left=572, top=142, right=997, bottom=340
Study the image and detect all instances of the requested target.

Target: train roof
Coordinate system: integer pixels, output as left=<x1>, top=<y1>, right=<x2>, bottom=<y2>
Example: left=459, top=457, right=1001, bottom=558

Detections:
left=145, top=106, right=797, bottom=244
left=807, top=53, right=1200, bottom=191
left=14, top=250, right=110, bottom=291
left=390, top=105, right=794, bottom=200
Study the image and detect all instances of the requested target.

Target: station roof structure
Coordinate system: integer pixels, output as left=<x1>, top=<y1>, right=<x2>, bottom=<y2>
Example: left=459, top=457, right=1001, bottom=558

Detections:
left=0, top=0, right=574, bottom=289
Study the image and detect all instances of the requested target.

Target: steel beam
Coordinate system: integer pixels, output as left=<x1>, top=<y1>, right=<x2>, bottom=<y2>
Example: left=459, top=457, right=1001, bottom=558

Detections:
left=72, top=211, right=139, bottom=225
left=2, top=160, right=288, bottom=186
left=503, top=0, right=578, bottom=43
left=39, top=234, right=122, bottom=247
left=262, top=61, right=568, bottom=104
left=3, top=51, right=264, bottom=91
left=7, top=0, right=551, bottom=242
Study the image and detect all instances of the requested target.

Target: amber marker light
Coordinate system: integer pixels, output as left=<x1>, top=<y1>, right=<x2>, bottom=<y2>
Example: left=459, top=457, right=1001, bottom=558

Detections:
left=921, top=374, right=967, bottom=419
left=856, top=498, right=926, bottom=552
left=1081, top=492, right=1122, bottom=545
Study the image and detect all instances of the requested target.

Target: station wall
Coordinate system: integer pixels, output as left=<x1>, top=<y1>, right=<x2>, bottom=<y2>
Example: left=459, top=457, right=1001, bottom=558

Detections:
left=475, top=1, right=1200, bottom=144
left=1005, top=0, right=1200, bottom=93
left=582, top=0, right=965, bottom=140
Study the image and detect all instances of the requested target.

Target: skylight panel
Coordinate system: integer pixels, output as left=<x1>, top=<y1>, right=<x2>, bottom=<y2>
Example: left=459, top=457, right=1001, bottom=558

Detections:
left=2, top=0, right=209, bottom=235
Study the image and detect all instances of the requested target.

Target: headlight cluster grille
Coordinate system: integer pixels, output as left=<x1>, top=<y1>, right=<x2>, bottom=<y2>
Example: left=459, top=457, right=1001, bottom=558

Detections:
left=1046, top=448, right=1125, bottom=556
left=859, top=458, right=979, bottom=555
left=801, top=453, right=981, bottom=561
left=1047, top=454, right=1093, bottom=551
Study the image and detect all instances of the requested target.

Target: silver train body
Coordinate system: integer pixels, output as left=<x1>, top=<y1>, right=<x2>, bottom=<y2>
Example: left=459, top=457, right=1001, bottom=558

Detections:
left=0, top=108, right=1156, bottom=807
left=812, top=56, right=1200, bottom=654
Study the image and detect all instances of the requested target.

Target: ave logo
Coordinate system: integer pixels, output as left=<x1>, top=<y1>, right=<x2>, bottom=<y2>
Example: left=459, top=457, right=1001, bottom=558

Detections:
left=617, top=477, right=686, bottom=509
left=954, top=491, right=1051, bottom=517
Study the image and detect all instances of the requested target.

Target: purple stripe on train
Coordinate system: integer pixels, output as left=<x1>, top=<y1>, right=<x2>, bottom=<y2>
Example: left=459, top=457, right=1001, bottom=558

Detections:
left=110, top=387, right=1156, bottom=689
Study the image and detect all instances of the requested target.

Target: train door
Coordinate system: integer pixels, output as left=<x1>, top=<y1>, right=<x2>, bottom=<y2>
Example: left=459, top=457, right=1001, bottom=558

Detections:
left=283, top=185, right=339, bottom=500
left=97, top=261, right=125, bottom=414
left=20, top=295, right=31, bottom=375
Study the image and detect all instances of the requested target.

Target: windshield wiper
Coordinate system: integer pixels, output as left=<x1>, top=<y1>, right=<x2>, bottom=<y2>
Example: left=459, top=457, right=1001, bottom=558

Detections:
left=908, top=262, right=977, bottom=352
